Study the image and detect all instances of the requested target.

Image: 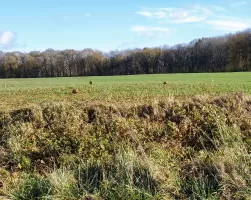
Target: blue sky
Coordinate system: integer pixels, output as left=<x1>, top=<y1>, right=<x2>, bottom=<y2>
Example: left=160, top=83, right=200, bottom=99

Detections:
left=0, top=0, right=251, bottom=52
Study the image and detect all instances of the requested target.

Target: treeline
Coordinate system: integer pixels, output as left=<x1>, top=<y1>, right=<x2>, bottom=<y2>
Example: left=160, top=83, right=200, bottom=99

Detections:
left=1, top=29, right=251, bottom=78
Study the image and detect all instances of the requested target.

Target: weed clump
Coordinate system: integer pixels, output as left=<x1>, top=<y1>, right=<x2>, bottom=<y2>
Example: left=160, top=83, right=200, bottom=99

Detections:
left=180, top=157, right=220, bottom=199
left=10, top=174, right=52, bottom=200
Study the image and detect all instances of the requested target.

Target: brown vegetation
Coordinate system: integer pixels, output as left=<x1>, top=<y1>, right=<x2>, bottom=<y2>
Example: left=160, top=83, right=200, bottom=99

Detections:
left=0, top=93, right=251, bottom=199
left=72, top=88, right=78, bottom=94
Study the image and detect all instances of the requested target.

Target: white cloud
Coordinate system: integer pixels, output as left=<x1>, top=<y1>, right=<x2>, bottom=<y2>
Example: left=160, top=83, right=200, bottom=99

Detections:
left=135, top=4, right=251, bottom=32
left=136, top=10, right=168, bottom=19
left=134, top=2, right=251, bottom=35
left=85, top=13, right=91, bottom=16
left=208, top=5, right=228, bottom=12
left=0, top=31, right=16, bottom=49
left=166, top=8, right=207, bottom=23
left=230, top=1, right=247, bottom=7
left=136, top=11, right=153, bottom=17
left=206, top=20, right=250, bottom=31
left=136, top=5, right=223, bottom=24
left=130, top=26, right=171, bottom=38
left=171, top=15, right=206, bottom=23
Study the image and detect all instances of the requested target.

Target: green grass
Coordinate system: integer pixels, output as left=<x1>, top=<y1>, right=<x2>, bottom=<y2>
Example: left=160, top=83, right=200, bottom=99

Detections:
left=0, top=72, right=251, bottom=110
left=1, top=72, right=251, bottom=86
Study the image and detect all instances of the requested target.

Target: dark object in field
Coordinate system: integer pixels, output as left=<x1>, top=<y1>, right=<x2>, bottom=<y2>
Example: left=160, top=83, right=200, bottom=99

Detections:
left=72, top=88, right=78, bottom=94
left=0, top=181, right=3, bottom=188
left=83, top=196, right=96, bottom=200
left=89, top=81, right=93, bottom=85
left=10, top=108, right=34, bottom=123
left=163, top=81, right=167, bottom=85
left=88, top=108, right=97, bottom=123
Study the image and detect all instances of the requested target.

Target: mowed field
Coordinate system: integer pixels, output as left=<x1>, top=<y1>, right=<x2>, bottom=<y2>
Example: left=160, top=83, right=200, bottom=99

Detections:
left=0, top=72, right=251, bottom=110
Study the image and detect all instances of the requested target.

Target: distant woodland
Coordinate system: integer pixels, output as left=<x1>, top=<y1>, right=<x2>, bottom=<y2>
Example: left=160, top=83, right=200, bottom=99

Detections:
left=1, top=29, right=251, bottom=78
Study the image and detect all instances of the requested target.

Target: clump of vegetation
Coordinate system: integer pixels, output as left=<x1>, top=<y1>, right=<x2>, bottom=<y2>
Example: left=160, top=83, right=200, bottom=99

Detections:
left=72, top=88, right=78, bottom=94
left=0, top=93, right=251, bottom=199
left=9, top=174, right=52, bottom=200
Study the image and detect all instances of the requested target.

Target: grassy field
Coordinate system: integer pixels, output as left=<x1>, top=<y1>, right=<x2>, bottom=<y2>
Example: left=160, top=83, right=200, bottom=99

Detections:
left=0, top=72, right=251, bottom=199
left=0, top=72, right=251, bottom=110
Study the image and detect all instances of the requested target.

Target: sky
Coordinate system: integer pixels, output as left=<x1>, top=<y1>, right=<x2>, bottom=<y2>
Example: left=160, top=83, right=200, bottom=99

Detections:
left=0, top=0, right=251, bottom=52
